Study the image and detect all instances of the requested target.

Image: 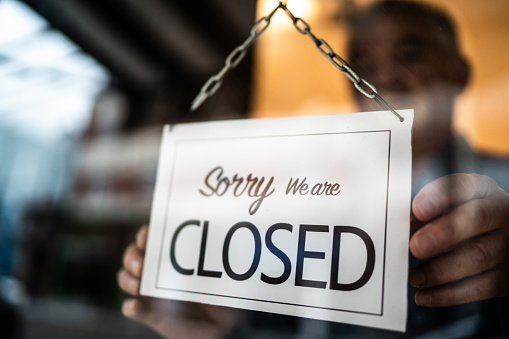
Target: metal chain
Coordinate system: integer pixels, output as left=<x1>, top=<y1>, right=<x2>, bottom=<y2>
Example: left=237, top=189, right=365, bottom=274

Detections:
left=190, top=4, right=280, bottom=111
left=190, top=1, right=404, bottom=122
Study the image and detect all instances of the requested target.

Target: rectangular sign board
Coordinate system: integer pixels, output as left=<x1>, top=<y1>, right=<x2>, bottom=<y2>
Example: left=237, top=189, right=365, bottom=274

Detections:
left=141, top=110, right=413, bottom=332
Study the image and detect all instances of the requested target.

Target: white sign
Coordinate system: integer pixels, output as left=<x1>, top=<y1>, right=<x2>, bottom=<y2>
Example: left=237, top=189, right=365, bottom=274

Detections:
left=141, top=110, right=413, bottom=332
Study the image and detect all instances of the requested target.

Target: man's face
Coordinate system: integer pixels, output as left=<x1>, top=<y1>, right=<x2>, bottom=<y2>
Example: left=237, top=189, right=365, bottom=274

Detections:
left=348, top=15, right=464, bottom=157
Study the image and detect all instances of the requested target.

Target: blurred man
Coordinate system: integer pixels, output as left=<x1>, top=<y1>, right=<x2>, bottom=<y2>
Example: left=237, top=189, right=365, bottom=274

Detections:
left=345, top=1, right=509, bottom=336
left=118, top=1, right=509, bottom=337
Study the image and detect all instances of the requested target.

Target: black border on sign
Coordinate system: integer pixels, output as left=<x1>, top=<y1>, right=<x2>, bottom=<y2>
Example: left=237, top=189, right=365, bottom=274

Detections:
left=155, top=130, right=391, bottom=317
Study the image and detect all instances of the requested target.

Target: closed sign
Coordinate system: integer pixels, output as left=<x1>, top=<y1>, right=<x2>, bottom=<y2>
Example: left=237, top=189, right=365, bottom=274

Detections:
left=141, top=110, right=413, bottom=332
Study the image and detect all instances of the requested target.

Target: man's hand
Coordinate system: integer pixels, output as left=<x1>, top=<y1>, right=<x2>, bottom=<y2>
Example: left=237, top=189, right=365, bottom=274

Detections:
left=117, top=225, right=243, bottom=339
left=409, top=173, right=509, bottom=307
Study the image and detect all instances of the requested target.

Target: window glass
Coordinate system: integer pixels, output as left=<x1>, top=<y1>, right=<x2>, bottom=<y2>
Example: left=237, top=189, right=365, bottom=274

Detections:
left=2, top=1, right=508, bottom=338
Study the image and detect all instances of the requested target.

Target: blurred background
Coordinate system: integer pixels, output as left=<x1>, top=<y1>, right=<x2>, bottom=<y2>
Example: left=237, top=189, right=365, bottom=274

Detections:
left=0, top=0, right=508, bottom=338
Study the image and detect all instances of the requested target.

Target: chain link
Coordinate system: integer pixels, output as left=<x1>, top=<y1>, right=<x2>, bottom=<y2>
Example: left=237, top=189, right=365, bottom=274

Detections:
left=190, top=2, right=403, bottom=122
left=190, top=4, right=281, bottom=111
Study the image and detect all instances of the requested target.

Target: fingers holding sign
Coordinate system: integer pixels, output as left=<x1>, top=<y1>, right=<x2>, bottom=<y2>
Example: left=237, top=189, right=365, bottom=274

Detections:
left=118, top=226, right=147, bottom=296
left=117, top=225, right=243, bottom=339
left=409, top=174, right=509, bottom=307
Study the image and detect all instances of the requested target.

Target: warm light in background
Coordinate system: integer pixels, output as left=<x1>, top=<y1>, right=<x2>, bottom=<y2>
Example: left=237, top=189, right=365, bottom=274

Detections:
left=258, top=0, right=316, bottom=18
left=257, top=0, right=317, bottom=30
left=252, top=0, right=354, bottom=117
left=251, top=0, right=509, bottom=155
